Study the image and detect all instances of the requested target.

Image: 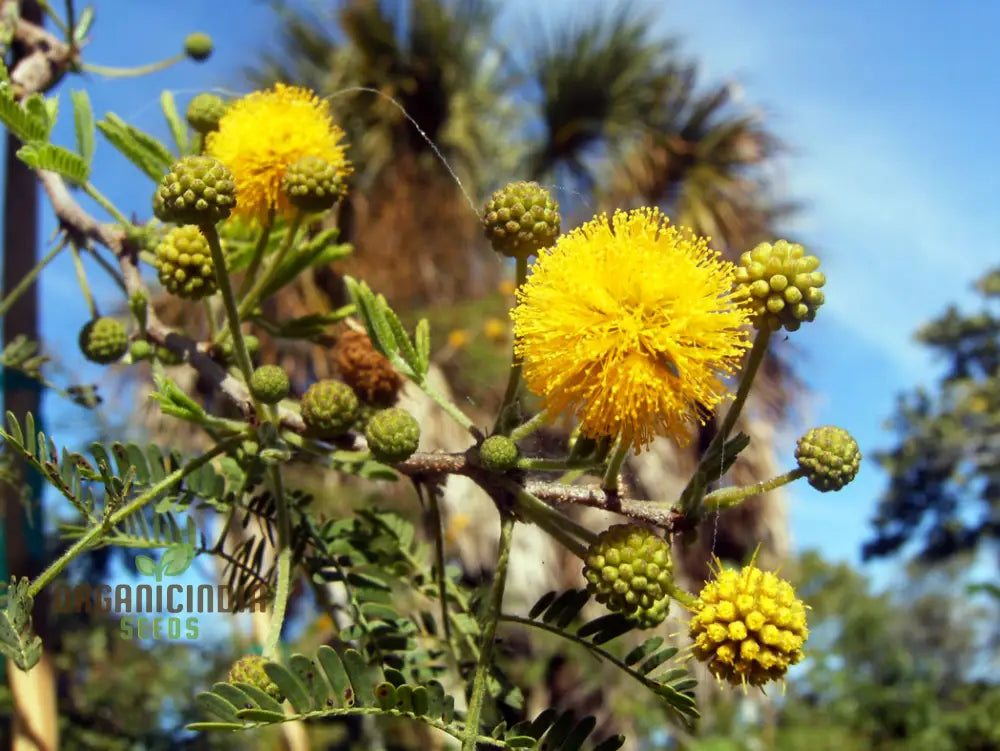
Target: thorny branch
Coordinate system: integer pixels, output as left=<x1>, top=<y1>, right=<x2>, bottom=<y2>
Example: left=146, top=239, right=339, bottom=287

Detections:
left=15, top=9, right=694, bottom=540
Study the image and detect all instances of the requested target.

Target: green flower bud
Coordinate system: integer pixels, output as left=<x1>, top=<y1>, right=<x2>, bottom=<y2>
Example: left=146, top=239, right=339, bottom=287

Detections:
left=228, top=654, right=283, bottom=702
left=154, top=225, right=218, bottom=299
left=250, top=365, right=290, bottom=405
left=482, top=181, right=561, bottom=259
left=184, top=32, right=214, bottom=62
left=153, top=156, right=236, bottom=226
left=795, top=425, right=861, bottom=492
left=186, top=93, right=227, bottom=135
left=301, top=379, right=358, bottom=439
left=365, top=407, right=420, bottom=463
left=129, top=340, right=152, bottom=361
left=79, top=317, right=128, bottom=365
left=583, top=524, right=674, bottom=629
left=734, top=240, right=826, bottom=332
left=479, top=435, right=519, bottom=471
left=282, top=155, right=344, bottom=213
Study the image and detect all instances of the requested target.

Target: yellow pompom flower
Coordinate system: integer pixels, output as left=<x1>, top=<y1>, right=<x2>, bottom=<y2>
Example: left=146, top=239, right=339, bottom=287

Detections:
left=206, top=84, right=352, bottom=223
left=511, top=208, right=751, bottom=451
left=688, top=559, right=808, bottom=689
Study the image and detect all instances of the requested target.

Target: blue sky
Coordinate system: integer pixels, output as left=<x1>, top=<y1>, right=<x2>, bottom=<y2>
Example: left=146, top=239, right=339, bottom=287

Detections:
left=16, top=1, right=998, bottom=587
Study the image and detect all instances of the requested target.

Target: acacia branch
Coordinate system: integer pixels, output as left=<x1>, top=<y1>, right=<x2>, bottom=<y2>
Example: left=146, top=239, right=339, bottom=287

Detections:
left=35, top=170, right=307, bottom=431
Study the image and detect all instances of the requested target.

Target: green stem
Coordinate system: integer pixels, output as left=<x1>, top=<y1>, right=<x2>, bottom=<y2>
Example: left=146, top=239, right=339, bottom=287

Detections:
left=666, top=583, right=698, bottom=609
left=88, top=248, right=127, bottom=292
left=515, top=457, right=598, bottom=472
left=70, top=245, right=98, bottom=317
left=237, top=211, right=275, bottom=299
left=0, top=240, right=65, bottom=317
left=703, top=468, right=806, bottom=511
left=235, top=212, right=303, bottom=322
left=29, top=439, right=237, bottom=596
left=422, top=380, right=477, bottom=434
left=200, top=223, right=255, bottom=386
left=427, top=489, right=454, bottom=655
left=262, top=464, right=292, bottom=660
left=492, top=255, right=529, bottom=435
left=83, top=182, right=130, bottom=225
left=711, top=328, right=772, bottom=458
left=681, top=328, right=772, bottom=513
left=463, top=514, right=514, bottom=751
left=508, top=409, right=549, bottom=442
left=81, top=54, right=186, bottom=79
left=507, top=483, right=597, bottom=553
left=601, top=439, right=628, bottom=492
left=202, top=298, right=218, bottom=339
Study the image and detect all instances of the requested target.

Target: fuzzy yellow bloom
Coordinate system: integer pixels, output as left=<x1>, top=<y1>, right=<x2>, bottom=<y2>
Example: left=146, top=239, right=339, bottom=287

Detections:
left=511, top=208, right=751, bottom=451
left=688, top=559, right=808, bottom=688
left=447, top=329, right=470, bottom=349
left=206, top=84, right=352, bottom=223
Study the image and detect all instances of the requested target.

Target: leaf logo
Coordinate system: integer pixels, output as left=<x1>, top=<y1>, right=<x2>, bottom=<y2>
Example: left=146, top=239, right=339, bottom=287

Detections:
left=134, top=543, right=196, bottom=582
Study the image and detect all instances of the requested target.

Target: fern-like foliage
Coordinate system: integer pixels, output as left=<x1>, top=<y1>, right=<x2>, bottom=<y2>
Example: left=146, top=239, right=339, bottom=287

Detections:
left=0, top=577, right=43, bottom=671
left=190, top=647, right=625, bottom=749
left=96, top=112, right=175, bottom=181
left=1, top=335, right=99, bottom=407
left=503, top=589, right=700, bottom=722
left=0, top=411, right=235, bottom=533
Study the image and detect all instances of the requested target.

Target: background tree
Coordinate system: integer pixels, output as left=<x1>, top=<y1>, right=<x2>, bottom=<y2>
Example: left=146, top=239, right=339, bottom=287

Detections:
left=864, top=266, right=1000, bottom=571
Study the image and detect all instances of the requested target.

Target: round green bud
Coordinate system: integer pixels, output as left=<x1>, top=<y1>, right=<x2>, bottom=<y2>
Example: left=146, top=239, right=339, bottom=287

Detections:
left=153, top=156, right=236, bottom=226
left=282, top=155, right=344, bottom=213
left=482, top=181, right=561, bottom=258
left=734, top=240, right=826, bottom=332
left=154, top=345, right=183, bottom=366
left=154, top=225, right=218, bottom=300
left=129, top=340, right=152, bottom=361
left=352, top=403, right=379, bottom=433
left=217, top=335, right=260, bottom=366
left=228, top=654, right=283, bottom=702
left=364, top=407, right=420, bottom=463
left=795, top=425, right=861, bottom=492
left=250, top=365, right=290, bottom=405
left=184, top=32, right=214, bottom=62
left=479, top=435, right=519, bottom=471
left=79, top=317, right=128, bottom=365
left=582, top=524, right=674, bottom=629
left=301, top=379, right=359, bottom=439
left=186, top=93, right=227, bottom=135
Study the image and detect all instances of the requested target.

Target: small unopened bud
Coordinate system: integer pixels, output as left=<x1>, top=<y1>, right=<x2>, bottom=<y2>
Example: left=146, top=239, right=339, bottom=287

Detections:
left=184, top=32, right=213, bottom=62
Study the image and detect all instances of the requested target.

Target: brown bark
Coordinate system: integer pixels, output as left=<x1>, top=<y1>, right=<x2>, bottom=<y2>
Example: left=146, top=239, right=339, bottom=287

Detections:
left=3, top=4, right=60, bottom=749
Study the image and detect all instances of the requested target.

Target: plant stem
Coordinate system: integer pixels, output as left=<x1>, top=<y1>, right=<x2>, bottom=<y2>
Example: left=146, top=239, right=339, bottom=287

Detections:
left=492, top=255, right=529, bottom=434
left=601, top=439, right=628, bottom=492
left=262, top=464, right=292, bottom=660
left=235, top=212, right=303, bottom=322
left=80, top=54, right=186, bottom=79
left=29, top=439, right=237, bottom=596
left=711, top=328, right=772, bottom=459
left=463, top=514, right=514, bottom=751
left=0, top=239, right=65, bottom=317
left=515, top=457, right=599, bottom=472
left=507, top=483, right=597, bottom=554
left=83, top=182, right=130, bottom=225
left=703, top=468, right=806, bottom=511
left=427, top=489, right=454, bottom=653
left=70, top=245, right=98, bottom=317
left=508, top=408, right=549, bottom=442
left=422, top=379, right=477, bottom=434
left=200, top=223, right=255, bottom=387
left=87, top=248, right=127, bottom=292
left=680, top=328, right=772, bottom=514
left=237, top=210, right=275, bottom=299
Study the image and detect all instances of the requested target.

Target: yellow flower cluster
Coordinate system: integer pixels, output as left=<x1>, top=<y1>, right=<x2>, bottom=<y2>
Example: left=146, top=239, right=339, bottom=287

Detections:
left=511, top=208, right=751, bottom=451
left=688, top=560, right=808, bottom=688
left=206, top=84, right=352, bottom=224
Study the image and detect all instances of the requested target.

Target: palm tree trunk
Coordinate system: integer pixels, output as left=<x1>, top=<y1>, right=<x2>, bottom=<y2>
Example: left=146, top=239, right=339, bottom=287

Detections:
left=2, top=3, right=59, bottom=747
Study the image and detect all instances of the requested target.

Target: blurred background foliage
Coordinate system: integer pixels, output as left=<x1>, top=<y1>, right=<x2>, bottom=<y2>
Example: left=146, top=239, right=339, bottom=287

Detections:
left=1, top=0, right=998, bottom=749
